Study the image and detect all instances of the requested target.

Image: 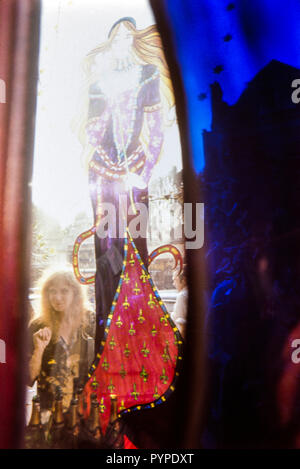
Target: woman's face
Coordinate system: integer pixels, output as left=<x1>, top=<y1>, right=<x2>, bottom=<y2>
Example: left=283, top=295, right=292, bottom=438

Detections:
left=172, top=272, right=182, bottom=291
left=172, top=272, right=186, bottom=292
left=48, top=280, right=74, bottom=315
left=110, top=23, right=134, bottom=59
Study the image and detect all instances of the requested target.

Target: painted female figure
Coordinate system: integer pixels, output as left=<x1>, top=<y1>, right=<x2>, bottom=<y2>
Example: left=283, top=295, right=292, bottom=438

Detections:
left=81, top=18, right=175, bottom=349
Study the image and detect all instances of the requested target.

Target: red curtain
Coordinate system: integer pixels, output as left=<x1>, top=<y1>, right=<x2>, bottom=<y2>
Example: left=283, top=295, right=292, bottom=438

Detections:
left=0, top=0, right=40, bottom=449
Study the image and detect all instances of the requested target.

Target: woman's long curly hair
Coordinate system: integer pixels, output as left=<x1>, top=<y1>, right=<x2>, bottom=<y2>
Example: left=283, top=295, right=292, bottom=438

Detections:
left=31, top=270, right=89, bottom=342
left=85, top=21, right=174, bottom=108
left=75, top=20, right=175, bottom=148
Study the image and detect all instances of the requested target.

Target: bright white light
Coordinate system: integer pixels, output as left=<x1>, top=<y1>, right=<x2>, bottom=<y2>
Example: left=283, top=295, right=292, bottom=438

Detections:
left=32, top=0, right=182, bottom=228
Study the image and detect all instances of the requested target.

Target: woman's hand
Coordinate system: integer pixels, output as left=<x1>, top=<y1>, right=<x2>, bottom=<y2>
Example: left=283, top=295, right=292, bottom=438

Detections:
left=28, top=327, right=52, bottom=386
left=33, top=327, right=52, bottom=352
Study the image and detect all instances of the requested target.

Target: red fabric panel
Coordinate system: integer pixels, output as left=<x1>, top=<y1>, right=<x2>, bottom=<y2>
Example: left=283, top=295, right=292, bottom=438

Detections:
left=0, top=0, right=40, bottom=449
left=124, top=434, right=138, bottom=449
left=84, top=232, right=182, bottom=433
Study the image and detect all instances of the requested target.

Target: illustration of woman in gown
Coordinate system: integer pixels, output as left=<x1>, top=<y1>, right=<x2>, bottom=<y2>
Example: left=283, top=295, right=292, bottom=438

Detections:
left=79, top=17, right=175, bottom=350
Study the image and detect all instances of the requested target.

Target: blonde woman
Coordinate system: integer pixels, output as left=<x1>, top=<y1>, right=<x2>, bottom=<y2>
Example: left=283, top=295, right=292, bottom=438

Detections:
left=79, top=18, right=175, bottom=349
left=28, top=270, right=95, bottom=412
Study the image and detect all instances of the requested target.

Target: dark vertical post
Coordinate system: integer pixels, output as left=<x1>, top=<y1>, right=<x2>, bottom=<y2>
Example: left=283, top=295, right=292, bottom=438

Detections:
left=150, top=0, right=206, bottom=448
left=0, top=0, right=40, bottom=449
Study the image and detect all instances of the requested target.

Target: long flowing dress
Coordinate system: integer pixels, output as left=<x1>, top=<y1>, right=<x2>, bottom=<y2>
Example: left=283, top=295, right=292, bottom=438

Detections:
left=86, top=63, right=164, bottom=351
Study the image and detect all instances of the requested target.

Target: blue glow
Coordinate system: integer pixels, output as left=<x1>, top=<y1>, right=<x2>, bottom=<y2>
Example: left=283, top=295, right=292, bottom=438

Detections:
left=164, top=0, right=300, bottom=172
left=211, top=279, right=236, bottom=307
